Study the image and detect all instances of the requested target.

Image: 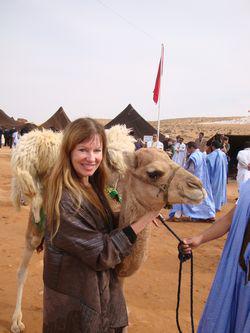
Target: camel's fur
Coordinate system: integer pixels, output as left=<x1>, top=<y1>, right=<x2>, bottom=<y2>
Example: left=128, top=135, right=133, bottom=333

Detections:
left=10, top=126, right=204, bottom=333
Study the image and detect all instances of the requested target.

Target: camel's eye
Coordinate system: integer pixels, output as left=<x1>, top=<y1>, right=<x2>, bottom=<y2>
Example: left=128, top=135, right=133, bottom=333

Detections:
left=147, top=170, right=164, bottom=180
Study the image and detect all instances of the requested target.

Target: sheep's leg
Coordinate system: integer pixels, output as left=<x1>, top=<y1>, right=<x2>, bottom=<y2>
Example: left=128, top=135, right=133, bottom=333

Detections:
left=11, top=243, right=34, bottom=333
left=11, top=213, right=43, bottom=333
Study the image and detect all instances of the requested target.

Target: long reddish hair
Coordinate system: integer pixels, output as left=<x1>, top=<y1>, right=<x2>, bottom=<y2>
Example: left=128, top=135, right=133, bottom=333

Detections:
left=44, top=118, right=110, bottom=238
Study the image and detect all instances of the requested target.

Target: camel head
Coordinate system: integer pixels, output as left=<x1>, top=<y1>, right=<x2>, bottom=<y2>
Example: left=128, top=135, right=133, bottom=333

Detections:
left=123, top=148, right=205, bottom=211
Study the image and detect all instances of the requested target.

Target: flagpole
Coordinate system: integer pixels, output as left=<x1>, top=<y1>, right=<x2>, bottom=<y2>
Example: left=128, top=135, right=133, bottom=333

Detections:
left=157, top=88, right=161, bottom=138
left=157, top=44, right=164, bottom=139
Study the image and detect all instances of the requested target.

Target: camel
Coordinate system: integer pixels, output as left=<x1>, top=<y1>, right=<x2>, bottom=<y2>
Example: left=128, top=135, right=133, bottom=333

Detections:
left=10, top=126, right=205, bottom=333
left=116, top=148, right=204, bottom=277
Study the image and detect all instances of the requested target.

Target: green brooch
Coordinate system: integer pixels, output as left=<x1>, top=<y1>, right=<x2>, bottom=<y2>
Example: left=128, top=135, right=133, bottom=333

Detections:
left=106, top=187, right=122, bottom=203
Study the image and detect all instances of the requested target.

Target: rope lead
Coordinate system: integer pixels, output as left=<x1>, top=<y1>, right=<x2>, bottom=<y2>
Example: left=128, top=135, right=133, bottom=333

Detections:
left=157, top=214, right=195, bottom=333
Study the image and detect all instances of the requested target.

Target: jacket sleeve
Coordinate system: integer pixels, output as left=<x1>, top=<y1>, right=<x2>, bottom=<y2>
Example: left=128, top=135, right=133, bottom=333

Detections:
left=51, top=199, right=134, bottom=272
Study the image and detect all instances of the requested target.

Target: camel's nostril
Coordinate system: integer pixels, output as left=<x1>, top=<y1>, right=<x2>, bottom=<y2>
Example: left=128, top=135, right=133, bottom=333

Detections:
left=187, top=181, right=200, bottom=189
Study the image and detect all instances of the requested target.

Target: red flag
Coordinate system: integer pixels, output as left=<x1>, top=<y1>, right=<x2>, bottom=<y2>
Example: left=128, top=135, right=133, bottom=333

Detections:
left=153, top=45, right=164, bottom=104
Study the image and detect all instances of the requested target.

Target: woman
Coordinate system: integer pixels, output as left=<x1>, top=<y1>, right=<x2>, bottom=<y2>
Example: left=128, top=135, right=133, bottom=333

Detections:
left=43, top=118, right=159, bottom=333
left=181, top=180, right=250, bottom=333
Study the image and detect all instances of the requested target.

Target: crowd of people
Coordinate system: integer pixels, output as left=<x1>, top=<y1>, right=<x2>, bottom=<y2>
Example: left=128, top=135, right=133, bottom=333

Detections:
left=134, top=131, right=250, bottom=223
left=135, top=132, right=234, bottom=222
left=141, top=131, right=249, bottom=331
left=0, top=127, right=21, bottom=148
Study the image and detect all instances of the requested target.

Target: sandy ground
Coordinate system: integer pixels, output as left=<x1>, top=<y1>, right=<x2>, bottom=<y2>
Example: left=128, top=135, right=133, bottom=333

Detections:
left=0, top=146, right=238, bottom=333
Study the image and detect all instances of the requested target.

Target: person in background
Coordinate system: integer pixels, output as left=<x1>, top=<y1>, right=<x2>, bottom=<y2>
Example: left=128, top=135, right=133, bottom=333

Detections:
left=147, top=133, right=164, bottom=150
left=169, top=141, right=215, bottom=222
left=206, top=140, right=228, bottom=211
left=164, top=137, right=175, bottom=158
left=172, top=137, right=186, bottom=166
left=221, top=136, right=231, bottom=183
left=12, top=128, right=20, bottom=147
left=206, top=133, right=223, bottom=154
left=214, top=133, right=223, bottom=146
left=43, top=118, right=160, bottom=332
left=180, top=180, right=250, bottom=333
left=236, top=141, right=250, bottom=189
left=195, top=132, right=207, bottom=152
left=222, top=136, right=230, bottom=155
left=163, top=134, right=169, bottom=151
left=9, top=127, right=15, bottom=148
left=135, top=138, right=145, bottom=150
left=175, top=135, right=180, bottom=143
left=4, top=128, right=10, bottom=147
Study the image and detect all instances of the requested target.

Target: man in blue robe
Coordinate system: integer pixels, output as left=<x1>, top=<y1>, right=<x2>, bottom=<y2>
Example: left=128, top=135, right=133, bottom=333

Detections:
left=206, top=140, right=228, bottom=211
left=169, top=141, right=215, bottom=221
left=181, top=180, right=250, bottom=333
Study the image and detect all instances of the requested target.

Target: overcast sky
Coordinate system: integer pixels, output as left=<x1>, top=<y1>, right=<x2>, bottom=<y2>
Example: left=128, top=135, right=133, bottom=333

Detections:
left=1, top=0, right=250, bottom=124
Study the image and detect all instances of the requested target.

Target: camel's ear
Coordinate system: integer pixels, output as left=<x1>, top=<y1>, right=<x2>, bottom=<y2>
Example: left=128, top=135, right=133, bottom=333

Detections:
left=123, top=151, right=138, bottom=169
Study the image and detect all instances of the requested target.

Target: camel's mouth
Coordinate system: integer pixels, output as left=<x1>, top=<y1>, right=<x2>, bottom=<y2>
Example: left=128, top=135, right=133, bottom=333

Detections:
left=180, top=187, right=206, bottom=204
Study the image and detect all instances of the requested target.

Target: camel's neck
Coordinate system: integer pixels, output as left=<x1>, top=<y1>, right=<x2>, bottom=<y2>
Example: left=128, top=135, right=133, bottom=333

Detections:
left=119, top=174, right=149, bottom=228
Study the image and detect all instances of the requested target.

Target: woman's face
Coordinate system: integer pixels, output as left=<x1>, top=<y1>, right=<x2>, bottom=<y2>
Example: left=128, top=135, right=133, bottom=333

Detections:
left=71, top=134, right=103, bottom=180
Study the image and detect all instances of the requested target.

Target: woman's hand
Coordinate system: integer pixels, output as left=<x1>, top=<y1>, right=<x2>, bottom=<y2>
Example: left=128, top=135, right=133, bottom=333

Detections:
left=139, top=211, right=161, bottom=225
left=131, top=211, right=160, bottom=234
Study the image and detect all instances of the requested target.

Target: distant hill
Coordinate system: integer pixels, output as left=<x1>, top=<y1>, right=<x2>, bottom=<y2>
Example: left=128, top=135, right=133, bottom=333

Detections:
left=150, top=116, right=250, bottom=141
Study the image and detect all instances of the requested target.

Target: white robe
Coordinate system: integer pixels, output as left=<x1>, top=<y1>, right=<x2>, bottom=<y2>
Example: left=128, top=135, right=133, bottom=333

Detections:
left=12, top=131, right=20, bottom=147
left=147, top=140, right=164, bottom=150
left=236, top=148, right=250, bottom=188
left=172, top=142, right=186, bottom=166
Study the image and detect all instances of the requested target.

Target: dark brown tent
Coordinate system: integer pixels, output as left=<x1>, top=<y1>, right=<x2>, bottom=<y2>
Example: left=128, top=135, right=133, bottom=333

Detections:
left=0, top=109, right=19, bottom=128
left=104, top=104, right=165, bottom=141
left=207, top=133, right=250, bottom=177
left=41, top=107, right=71, bottom=131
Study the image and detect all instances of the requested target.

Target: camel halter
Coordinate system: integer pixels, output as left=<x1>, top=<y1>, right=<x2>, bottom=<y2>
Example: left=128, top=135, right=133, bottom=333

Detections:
left=157, top=164, right=181, bottom=205
left=131, top=164, right=182, bottom=207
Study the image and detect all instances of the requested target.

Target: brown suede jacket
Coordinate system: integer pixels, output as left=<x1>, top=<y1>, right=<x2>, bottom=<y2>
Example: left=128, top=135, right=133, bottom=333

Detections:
left=43, top=191, right=134, bottom=332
